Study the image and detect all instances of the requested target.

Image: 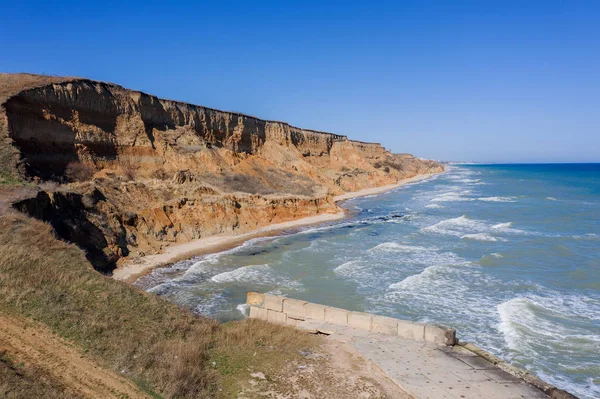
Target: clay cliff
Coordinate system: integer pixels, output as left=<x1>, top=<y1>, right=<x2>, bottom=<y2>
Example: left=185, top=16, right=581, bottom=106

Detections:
left=1, top=73, right=443, bottom=273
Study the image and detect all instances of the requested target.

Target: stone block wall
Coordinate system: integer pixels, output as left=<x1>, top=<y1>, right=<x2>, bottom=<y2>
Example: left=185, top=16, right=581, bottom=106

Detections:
left=246, top=292, right=456, bottom=346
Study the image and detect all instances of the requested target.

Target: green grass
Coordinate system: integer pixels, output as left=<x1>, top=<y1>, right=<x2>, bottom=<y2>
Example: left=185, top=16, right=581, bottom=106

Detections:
left=0, top=171, right=22, bottom=185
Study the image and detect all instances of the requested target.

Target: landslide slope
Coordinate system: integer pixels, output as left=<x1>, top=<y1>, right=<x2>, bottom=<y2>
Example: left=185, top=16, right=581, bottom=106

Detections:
left=1, top=73, right=443, bottom=273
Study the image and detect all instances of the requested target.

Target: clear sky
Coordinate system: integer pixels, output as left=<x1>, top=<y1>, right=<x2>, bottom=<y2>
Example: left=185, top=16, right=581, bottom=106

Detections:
left=1, top=1, right=599, bottom=162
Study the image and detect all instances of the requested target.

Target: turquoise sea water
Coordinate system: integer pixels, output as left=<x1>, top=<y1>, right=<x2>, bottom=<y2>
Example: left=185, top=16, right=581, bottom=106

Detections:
left=137, top=164, right=600, bottom=398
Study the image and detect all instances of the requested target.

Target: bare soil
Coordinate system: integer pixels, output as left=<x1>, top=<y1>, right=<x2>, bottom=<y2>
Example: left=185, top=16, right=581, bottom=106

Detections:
left=0, top=313, right=150, bottom=399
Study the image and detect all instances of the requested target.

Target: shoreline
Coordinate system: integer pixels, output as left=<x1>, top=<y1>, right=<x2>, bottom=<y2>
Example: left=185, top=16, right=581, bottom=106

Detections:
left=113, top=172, right=440, bottom=283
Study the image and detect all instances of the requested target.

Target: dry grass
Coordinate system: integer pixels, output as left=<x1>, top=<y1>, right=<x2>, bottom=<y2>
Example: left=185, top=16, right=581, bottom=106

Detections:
left=373, top=159, right=405, bottom=172
left=0, top=208, right=321, bottom=398
left=120, top=158, right=137, bottom=181
left=203, top=168, right=317, bottom=197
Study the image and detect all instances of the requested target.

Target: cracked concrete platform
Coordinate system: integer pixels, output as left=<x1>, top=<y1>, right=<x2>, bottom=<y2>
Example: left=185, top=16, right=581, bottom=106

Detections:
left=298, top=321, right=549, bottom=399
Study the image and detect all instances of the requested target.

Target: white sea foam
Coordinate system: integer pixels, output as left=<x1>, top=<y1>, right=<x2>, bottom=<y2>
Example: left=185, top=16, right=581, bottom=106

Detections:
left=388, top=265, right=442, bottom=290
left=492, top=222, right=513, bottom=229
left=422, top=215, right=526, bottom=237
left=387, top=252, right=470, bottom=291
left=421, top=215, right=484, bottom=236
left=573, top=233, right=599, bottom=240
left=333, top=260, right=361, bottom=275
left=461, top=233, right=505, bottom=242
left=237, top=303, right=250, bottom=316
left=498, top=294, right=600, bottom=362
left=368, top=242, right=431, bottom=253
left=192, top=292, right=227, bottom=315
left=179, top=255, right=221, bottom=279
left=478, top=196, right=517, bottom=202
left=424, top=204, right=444, bottom=209
left=546, top=197, right=558, bottom=201
left=210, top=264, right=271, bottom=283
left=430, top=190, right=473, bottom=202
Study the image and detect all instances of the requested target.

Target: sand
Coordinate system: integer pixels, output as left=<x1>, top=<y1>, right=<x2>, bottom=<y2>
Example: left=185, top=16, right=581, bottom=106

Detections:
left=113, top=172, right=438, bottom=282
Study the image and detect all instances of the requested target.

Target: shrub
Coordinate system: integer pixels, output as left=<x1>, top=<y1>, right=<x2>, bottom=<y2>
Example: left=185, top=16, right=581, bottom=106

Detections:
left=152, top=168, right=171, bottom=180
left=223, top=173, right=275, bottom=195
left=65, top=162, right=94, bottom=182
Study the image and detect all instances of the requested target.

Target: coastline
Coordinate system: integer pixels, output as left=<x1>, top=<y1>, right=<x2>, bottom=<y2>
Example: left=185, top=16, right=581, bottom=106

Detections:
left=333, top=172, right=438, bottom=202
left=113, top=172, right=440, bottom=283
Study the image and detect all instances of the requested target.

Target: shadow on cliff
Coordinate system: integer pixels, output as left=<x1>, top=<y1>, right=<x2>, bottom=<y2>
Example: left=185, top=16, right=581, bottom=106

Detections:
left=12, top=191, right=119, bottom=274
left=5, top=91, right=119, bottom=181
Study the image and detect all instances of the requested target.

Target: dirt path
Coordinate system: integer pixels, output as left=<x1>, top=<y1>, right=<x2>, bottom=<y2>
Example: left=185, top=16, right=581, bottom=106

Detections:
left=0, top=312, right=151, bottom=399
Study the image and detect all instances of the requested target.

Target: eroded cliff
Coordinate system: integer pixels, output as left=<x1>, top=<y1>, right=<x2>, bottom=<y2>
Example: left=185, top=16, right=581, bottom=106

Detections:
left=1, top=73, right=443, bottom=273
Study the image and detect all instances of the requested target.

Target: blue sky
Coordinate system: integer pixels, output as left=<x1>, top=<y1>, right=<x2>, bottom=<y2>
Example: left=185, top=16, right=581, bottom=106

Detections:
left=1, top=1, right=599, bottom=162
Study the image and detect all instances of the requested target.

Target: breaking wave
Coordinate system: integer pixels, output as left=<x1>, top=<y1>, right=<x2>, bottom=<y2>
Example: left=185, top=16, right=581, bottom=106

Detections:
left=461, top=233, right=506, bottom=242
left=478, top=196, right=517, bottom=202
left=421, top=215, right=525, bottom=238
left=210, top=264, right=272, bottom=283
left=497, top=294, right=600, bottom=398
left=430, top=190, right=473, bottom=202
left=368, top=242, right=432, bottom=253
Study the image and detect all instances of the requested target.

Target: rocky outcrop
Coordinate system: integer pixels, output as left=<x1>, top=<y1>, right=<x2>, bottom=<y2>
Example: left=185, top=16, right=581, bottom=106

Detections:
left=1, top=73, right=443, bottom=273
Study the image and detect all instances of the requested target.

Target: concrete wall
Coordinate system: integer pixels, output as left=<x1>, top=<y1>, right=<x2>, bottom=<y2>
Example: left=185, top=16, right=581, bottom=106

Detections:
left=246, top=292, right=578, bottom=398
left=246, top=292, right=456, bottom=346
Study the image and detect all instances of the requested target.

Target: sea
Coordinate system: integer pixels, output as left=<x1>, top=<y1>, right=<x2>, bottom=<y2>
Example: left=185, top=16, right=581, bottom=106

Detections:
left=136, top=164, right=600, bottom=398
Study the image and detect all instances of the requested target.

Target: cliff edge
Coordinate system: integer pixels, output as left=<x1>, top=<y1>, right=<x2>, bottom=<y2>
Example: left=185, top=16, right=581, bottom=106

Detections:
left=1, top=73, right=443, bottom=273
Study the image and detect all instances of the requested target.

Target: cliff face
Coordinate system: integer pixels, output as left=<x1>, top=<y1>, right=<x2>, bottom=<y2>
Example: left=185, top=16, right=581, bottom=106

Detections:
left=1, top=73, right=443, bottom=273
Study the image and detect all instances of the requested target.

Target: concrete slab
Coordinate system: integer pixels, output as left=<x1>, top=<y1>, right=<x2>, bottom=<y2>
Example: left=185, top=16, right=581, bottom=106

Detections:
left=296, top=320, right=325, bottom=333
left=425, top=323, right=456, bottom=346
left=345, top=332, right=550, bottom=399
left=453, top=353, right=497, bottom=370
left=371, top=315, right=398, bottom=335
left=348, top=311, right=372, bottom=330
left=397, top=319, right=425, bottom=341
left=246, top=292, right=265, bottom=307
left=483, top=368, right=524, bottom=383
left=266, top=309, right=286, bottom=324
left=303, top=302, right=327, bottom=320
left=324, top=307, right=348, bottom=325
left=450, top=369, right=495, bottom=383
left=282, top=298, right=308, bottom=319
left=316, top=322, right=347, bottom=335
left=249, top=305, right=268, bottom=321
left=264, top=294, right=284, bottom=312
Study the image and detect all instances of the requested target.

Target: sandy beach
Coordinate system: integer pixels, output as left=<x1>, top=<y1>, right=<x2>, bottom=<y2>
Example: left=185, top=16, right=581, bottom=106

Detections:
left=113, top=172, right=439, bottom=282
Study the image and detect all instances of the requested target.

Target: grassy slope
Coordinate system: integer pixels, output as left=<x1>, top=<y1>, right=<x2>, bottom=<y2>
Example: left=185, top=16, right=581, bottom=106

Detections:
left=0, top=208, right=319, bottom=398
